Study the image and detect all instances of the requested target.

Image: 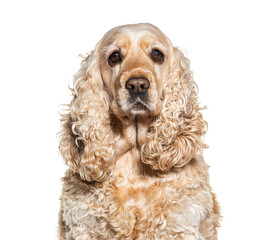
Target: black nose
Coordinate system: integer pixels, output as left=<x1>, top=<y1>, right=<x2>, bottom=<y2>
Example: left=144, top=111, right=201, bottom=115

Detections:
left=125, top=77, right=150, bottom=95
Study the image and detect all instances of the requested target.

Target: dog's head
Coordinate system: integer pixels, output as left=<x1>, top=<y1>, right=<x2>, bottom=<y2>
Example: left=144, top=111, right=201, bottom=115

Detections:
left=98, top=24, right=172, bottom=120
left=59, top=23, right=207, bottom=181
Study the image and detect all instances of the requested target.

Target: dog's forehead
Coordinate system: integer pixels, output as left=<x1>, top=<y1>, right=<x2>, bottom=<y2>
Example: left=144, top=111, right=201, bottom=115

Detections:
left=100, top=24, right=171, bottom=50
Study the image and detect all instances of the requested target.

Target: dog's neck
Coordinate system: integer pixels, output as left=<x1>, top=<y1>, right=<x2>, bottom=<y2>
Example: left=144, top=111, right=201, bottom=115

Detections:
left=110, top=113, right=153, bottom=158
left=110, top=113, right=159, bottom=179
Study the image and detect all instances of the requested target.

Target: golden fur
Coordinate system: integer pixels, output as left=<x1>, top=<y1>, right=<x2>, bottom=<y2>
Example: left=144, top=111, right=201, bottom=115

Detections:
left=58, top=23, right=220, bottom=239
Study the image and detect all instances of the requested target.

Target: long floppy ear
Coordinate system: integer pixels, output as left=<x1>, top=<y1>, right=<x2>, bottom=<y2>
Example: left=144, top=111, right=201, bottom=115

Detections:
left=141, top=47, right=207, bottom=171
left=59, top=49, right=115, bottom=182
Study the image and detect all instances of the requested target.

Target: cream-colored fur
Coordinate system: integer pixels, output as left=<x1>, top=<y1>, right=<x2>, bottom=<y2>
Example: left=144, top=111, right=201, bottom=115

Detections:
left=58, top=23, right=220, bottom=240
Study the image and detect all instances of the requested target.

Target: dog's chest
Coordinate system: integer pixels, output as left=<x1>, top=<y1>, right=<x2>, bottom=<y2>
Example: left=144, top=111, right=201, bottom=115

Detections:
left=62, top=156, right=210, bottom=238
left=63, top=175, right=189, bottom=238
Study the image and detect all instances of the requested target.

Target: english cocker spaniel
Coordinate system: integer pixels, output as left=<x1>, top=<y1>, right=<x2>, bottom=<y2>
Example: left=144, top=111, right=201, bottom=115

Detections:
left=58, top=23, right=220, bottom=240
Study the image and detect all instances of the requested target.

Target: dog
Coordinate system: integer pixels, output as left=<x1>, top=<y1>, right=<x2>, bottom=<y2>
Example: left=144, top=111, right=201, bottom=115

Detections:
left=58, top=23, right=220, bottom=240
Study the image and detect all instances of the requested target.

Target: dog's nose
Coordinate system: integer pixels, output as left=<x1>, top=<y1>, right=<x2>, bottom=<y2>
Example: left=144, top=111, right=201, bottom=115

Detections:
left=125, top=77, right=150, bottom=95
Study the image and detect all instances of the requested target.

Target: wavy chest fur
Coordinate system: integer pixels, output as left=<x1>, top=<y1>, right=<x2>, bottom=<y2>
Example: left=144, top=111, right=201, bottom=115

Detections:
left=60, top=150, right=213, bottom=240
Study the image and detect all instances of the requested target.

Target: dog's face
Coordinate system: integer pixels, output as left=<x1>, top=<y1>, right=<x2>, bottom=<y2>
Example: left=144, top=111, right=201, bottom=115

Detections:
left=97, top=24, right=173, bottom=119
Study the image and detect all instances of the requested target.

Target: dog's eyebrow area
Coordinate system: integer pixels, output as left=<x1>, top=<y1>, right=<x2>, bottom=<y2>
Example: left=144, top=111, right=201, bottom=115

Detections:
left=150, top=43, right=167, bottom=55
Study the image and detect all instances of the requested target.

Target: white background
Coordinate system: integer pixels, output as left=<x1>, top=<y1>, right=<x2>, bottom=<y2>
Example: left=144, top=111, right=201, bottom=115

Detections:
left=1, top=0, right=275, bottom=239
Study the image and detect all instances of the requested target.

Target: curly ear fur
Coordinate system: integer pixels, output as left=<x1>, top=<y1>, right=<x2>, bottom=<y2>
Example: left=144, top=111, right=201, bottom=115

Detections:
left=141, top=48, right=207, bottom=171
left=59, top=50, right=115, bottom=182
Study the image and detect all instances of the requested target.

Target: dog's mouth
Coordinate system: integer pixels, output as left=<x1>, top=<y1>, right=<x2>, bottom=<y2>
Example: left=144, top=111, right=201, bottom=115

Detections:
left=126, top=98, right=150, bottom=116
left=132, top=101, right=148, bottom=111
left=114, top=87, right=160, bottom=119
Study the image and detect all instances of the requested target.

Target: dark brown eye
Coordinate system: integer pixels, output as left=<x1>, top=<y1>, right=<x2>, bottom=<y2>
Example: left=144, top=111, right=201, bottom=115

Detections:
left=151, top=49, right=164, bottom=63
left=108, top=51, right=122, bottom=66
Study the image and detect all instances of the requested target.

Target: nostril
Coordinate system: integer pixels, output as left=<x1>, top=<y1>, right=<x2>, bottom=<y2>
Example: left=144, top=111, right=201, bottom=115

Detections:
left=140, top=81, right=150, bottom=90
left=125, top=80, right=137, bottom=93
left=125, top=77, right=150, bottom=94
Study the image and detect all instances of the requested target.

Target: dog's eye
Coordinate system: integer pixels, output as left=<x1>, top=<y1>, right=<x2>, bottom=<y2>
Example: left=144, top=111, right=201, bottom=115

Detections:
left=151, top=49, right=164, bottom=63
left=108, top=51, right=122, bottom=66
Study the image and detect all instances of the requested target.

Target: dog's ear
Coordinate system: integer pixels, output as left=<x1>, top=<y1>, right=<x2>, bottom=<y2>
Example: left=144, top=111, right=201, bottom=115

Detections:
left=141, top=47, right=207, bottom=171
left=59, top=49, right=115, bottom=182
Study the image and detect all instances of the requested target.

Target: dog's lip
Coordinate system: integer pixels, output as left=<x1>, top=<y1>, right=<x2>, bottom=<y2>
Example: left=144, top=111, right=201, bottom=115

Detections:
left=130, top=99, right=149, bottom=110
left=115, top=98, right=151, bottom=116
left=132, top=102, right=148, bottom=111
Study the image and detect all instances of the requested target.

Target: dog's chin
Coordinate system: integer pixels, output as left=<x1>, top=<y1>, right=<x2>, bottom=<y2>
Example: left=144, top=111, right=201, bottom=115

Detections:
left=118, top=101, right=152, bottom=119
left=130, top=102, right=149, bottom=115
left=113, top=98, right=161, bottom=122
